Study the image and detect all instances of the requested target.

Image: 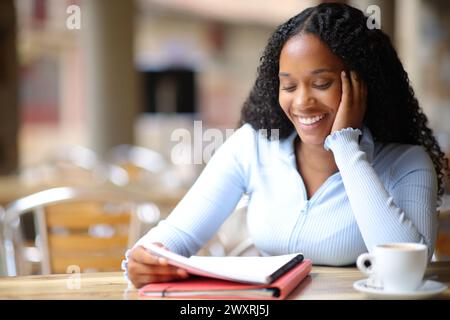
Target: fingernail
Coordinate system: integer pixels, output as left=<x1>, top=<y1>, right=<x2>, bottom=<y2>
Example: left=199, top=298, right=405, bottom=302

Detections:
left=341, top=71, right=346, bottom=77
left=177, top=269, right=188, bottom=277
left=158, top=257, right=168, bottom=265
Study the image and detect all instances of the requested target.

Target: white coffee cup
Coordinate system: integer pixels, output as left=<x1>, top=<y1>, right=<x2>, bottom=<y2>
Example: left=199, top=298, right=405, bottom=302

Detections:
left=356, top=242, right=428, bottom=292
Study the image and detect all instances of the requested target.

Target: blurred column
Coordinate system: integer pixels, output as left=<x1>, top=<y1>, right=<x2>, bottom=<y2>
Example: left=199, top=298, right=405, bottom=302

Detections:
left=0, top=0, right=19, bottom=174
left=81, top=0, right=138, bottom=156
left=399, top=0, right=450, bottom=138
left=394, top=0, right=422, bottom=103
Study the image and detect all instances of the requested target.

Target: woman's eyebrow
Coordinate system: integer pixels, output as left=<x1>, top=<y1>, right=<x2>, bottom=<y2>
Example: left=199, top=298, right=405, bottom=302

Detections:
left=279, top=68, right=336, bottom=77
left=311, top=68, right=335, bottom=74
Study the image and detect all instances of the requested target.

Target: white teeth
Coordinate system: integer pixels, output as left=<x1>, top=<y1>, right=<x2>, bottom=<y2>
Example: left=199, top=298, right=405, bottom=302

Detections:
left=297, top=114, right=325, bottom=125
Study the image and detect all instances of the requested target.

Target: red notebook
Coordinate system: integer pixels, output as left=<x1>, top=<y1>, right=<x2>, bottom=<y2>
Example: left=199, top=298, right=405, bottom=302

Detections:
left=139, top=259, right=312, bottom=300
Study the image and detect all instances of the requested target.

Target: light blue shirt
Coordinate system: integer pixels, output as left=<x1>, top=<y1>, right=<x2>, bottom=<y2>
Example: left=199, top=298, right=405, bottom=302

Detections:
left=135, top=124, right=438, bottom=265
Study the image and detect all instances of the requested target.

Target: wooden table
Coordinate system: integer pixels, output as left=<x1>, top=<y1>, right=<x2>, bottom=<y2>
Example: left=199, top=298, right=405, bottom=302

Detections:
left=0, top=262, right=448, bottom=300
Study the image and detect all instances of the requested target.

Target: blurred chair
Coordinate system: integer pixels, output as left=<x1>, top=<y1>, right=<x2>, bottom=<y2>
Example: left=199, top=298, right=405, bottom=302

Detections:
left=19, top=146, right=129, bottom=187
left=436, top=195, right=450, bottom=261
left=198, top=194, right=258, bottom=257
left=0, top=206, right=7, bottom=275
left=2, top=187, right=160, bottom=276
left=107, top=144, right=190, bottom=190
left=107, top=145, right=167, bottom=176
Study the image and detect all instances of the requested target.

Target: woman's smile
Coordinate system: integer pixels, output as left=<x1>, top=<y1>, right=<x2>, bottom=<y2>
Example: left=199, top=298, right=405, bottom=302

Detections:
left=293, top=112, right=331, bottom=138
left=295, top=113, right=327, bottom=126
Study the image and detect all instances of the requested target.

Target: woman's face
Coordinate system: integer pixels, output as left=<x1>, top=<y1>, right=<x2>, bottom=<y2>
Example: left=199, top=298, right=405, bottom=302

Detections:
left=279, top=33, right=346, bottom=146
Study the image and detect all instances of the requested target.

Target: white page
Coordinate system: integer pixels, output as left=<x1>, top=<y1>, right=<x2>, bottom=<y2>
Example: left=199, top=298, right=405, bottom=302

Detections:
left=145, top=244, right=302, bottom=284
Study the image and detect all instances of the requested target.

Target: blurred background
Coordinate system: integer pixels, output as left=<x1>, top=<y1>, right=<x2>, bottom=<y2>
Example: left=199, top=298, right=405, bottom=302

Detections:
left=1, top=0, right=450, bottom=181
left=0, top=0, right=450, bottom=276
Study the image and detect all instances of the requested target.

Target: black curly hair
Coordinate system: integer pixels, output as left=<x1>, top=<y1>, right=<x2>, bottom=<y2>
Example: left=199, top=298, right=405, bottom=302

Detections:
left=240, top=2, right=449, bottom=198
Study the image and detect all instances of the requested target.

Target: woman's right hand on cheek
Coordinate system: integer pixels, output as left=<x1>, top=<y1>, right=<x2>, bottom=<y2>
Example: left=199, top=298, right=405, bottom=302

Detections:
left=127, top=244, right=189, bottom=289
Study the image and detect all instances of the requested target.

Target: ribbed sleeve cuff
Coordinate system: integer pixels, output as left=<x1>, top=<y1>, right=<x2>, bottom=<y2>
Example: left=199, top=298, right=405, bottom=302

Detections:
left=324, top=128, right=363, bottom=169
left=324, top=127, right=362, bottom=151
left=121, top=249, right=132, bottom=283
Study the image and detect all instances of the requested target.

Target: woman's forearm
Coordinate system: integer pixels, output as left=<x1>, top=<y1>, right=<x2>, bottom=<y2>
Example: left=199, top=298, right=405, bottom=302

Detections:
left=324, top=128, right=438, bottom=258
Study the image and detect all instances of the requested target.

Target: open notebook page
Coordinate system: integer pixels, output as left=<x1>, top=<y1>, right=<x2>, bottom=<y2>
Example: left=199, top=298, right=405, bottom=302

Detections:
left=145, top=244, right=303, bottom=285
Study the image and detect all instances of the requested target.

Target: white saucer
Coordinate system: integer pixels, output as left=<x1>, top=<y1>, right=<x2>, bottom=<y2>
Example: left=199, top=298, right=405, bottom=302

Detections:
left=353, top=279, right=448, bottom=300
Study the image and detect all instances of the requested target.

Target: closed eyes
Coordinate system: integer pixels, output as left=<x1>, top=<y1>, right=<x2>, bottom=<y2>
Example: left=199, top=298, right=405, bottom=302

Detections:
left=281, top=86, right=296, bottom=92
left=281, top=81, right=333, bottom=92
left=312, top=81, right=332, bottom=90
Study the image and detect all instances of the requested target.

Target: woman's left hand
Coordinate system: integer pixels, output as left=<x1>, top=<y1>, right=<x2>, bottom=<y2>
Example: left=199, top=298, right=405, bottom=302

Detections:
left=331, top=70, right=367, bottom=135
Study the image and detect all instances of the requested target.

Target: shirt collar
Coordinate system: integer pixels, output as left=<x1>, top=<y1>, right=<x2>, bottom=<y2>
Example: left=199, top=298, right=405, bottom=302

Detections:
left=278, top=126, right=376, bottom=163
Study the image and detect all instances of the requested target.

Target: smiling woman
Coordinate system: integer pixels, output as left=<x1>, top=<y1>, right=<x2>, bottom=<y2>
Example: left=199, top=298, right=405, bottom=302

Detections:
left=124, top=3, right=449, bottom=289
left=276, top=33, right=367, bottom=198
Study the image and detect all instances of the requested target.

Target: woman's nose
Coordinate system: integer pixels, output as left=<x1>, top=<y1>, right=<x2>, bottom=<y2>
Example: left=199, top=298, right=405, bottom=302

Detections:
left=294, top=87, right=315, bottom=108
